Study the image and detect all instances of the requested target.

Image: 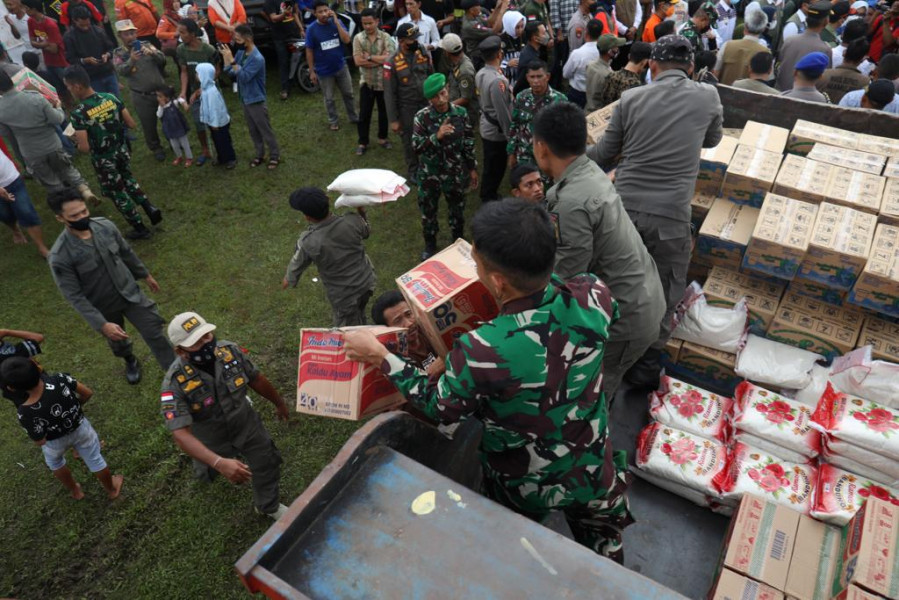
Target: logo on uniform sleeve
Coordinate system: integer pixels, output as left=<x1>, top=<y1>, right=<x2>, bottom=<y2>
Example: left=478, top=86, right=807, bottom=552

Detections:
left=181, top=316, right=201, bottom=333
left=164, top=411, right=175, bottom=420
left=161, top=391, right=174, bottom=403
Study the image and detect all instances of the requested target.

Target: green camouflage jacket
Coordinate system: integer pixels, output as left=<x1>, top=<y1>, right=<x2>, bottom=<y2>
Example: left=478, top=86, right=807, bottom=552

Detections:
left=382, top=273, right=620, bottom=514
left=411, top=103, right=476, bottom=176
left=506, top=86, right=567, bottom=165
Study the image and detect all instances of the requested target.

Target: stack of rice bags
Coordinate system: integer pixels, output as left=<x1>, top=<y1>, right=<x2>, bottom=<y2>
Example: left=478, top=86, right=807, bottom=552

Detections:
left=635, top=375, right=732, bottom=509
left=327, top=169, right=410, bottom=208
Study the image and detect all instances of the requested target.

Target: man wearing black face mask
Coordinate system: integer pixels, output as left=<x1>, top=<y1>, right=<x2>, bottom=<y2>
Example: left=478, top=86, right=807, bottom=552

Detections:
left=160, top=312, right=289, bottom=520
left=47, top=188, right=175, bottom=384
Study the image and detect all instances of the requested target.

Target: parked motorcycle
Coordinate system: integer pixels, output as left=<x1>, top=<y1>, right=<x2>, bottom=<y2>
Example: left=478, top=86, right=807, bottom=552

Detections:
left=287, top=37, right=319, bottom=93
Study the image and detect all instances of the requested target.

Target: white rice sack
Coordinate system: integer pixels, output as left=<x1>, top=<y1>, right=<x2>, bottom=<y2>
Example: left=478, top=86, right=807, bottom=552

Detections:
left=649, top=375, right=734, bottom=442
left=635, top=421, right=728, bottom=497
left=822, top=448, right=899, bottom=488
left=735, top=334, right=824, bottom=390
left=672, top=282, right=749, bottom=353
left=632, top=467, right=712, bottom=507
left=715, top=442, right=817, bottom=514
left=813, top=383, right=899, bottom=461
left=733, top=382, right=822, bottom=459
left=830, top=346, right=899, bottom=409
left=792, top=364, right=833, bottom=406
left=812, top=463, right=899, bottom=526
left=327, top=169, right=408, bottom=197
left=334, top=187, right=409, bottom=209
left=733, top=432, right=811, bottom=464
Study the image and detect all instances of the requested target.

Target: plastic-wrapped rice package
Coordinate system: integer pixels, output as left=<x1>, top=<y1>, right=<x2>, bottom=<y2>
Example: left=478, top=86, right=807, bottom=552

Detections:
left=672, top=282, right=748, bottom=353
left=649, top=375, right=734, bottom=442
left=636, top=422, right=727, bottom=497
left=714, top=442, right=818, bottom=514
left=791, top=364, right=832, bottom=406
left=734, top=334, right=823, bottom=390
left=822, top=449, right=899, bottom=488
left=631, top=468, right=711, bottom=508
left=733, top=382, right=822, bottom=459
left=829, top=347, right=899, bottom=409
left=813, top=383, right=899, bottom=462
left=733, top=431, right=811, bottom=464
left=811, top=463, right=899, bottom=526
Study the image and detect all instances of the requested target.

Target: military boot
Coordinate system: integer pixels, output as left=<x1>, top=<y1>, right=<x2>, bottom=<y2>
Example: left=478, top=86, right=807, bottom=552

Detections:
left=126, top=222, right=152, bottom=240
left=143, top=201, right=163, bottom=226
left=421, top=235, right=437, bottom=261
left=124, top=355, right=142, bottom=384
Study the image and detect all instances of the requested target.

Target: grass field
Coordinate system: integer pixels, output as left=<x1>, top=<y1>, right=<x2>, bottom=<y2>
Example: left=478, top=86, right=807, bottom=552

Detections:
left=0, top=54, right=490, bottom=598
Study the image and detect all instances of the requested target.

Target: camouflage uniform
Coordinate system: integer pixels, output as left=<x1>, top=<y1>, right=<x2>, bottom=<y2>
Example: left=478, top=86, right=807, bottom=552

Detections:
left=382, top=274, right=635, bottom=560
left=679, top=20, right=705, bottom=55
left=506, top=86, right=567, bottom=166
left=411, top=103, right=476, bottom=242
left=69, top=92, right=150, bottom=228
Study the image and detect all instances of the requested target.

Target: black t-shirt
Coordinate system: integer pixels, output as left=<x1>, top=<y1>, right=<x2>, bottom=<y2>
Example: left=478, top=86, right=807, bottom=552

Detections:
left=16, top=372, right=84, bottom=441
left=264, top=0, right=302, bottom=39
left=0, top=340, right=42, bottom=406
left=421, top=0, right=454, bottom=22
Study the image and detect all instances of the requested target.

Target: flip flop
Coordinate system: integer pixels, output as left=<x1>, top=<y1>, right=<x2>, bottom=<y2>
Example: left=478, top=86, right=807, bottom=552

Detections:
left=196, top=155, right=209, bottom=167
left=329, top=123, right=339, bottom=131
left=267, top=158, right=280, bottom=170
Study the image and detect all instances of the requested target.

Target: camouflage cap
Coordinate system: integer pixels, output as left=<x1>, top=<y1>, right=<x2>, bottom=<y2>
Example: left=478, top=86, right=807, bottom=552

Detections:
left=650, top=34, right=694, bottom=64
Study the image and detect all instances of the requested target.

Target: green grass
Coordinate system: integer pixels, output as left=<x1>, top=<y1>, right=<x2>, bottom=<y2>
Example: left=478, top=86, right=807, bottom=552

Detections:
left=0, top=58, right=492, bottom=598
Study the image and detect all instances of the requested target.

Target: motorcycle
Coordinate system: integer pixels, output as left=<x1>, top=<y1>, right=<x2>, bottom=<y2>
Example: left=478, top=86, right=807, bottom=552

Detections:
left=287, top=37, right=320, bottom=93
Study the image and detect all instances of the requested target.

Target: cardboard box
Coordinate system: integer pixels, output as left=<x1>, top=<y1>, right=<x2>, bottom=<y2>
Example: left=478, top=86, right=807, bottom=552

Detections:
left=687, top=261, right=712, bottom=287
left=11, top=68, right=59, bottom=106
left=824, top=167, right=885, bottom=215
left=695, top=199, right=760, bottom=269
left=787, top=275, right=848, bottom=306
left=697, top=136, right=740, bottom=196
left=721, top=145, right=782, bottom=208
left=808, top=143, right=887, bottom=177
left=585, top=101, right=617, bottom=145
left=858, top=315, right=899, bottom=362
left=849, top=223, right=899, bottom=318
left=703, top=265, right=786, bottom=335
left=834, top=585, right=889, bottom=600
left=766, top=292, right=865, bottom=359
left=785, top=515, right=842, bottom=600
left=296, top=327, right=407, bottom=420
left=884, top=158, right=899, bottom=179
left=674, top=341, right=740, bottom=392
left=739, top=121, right=790, bottom=154
left=662, top=337, right=683, bottom=364
left=743, top=194, right=818, bottom=280
left=858, top=133, right=899, bottom=158
left=832, top=497, right=899, bottom=599
left=692, top=192, right=717, bottom=230
left=721, top=494, right=800, bottom=592
left=396, top=239, right=500, bottom=356
left=773, top=154, right=831, bottom=205
left=881, top=179, right=899, bottom=225
left=711, top=568, right=785, bottom=600
left=797, top=203, right=877, bottom=290
left=789, top=120, right=859, bottom=155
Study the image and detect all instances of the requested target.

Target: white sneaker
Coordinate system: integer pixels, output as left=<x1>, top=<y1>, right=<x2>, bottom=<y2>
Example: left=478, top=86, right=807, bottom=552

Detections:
left=258, top=503, right=288, bottom=520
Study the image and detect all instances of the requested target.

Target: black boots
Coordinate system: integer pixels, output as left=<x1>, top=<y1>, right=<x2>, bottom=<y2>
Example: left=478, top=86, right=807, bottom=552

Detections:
left=421, top=235, right=437, bottom=261
left=143, top=202, right=163, bottom=226
left=124, top=355, right=142, bottom=384
left=126, top=223, right=152, bottom=240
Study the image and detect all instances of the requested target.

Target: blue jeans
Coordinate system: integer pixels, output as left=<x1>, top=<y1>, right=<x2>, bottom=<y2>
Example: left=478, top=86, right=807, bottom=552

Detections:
left=41, top=418, right=107, bottom=472
left=55, top=122, right=76, bottom=155
left=0, top=176, right=41, bottom=228
left=91, top=72, right=121, bottom=98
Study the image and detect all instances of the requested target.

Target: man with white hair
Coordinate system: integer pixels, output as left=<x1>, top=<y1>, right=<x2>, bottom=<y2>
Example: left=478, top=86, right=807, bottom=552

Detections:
left=714, top=2, right=770, bottom=85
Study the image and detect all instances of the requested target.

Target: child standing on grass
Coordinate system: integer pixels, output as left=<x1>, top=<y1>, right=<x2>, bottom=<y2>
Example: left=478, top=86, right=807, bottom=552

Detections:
left=156, top=85, right=193, bottom=167
left=1, top=357, right=124, bottom=500
left=195, top=62, right=236, bottom=169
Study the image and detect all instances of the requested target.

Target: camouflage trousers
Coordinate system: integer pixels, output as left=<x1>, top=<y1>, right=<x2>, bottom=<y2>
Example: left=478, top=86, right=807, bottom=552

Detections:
left=483, top=449, right=635, bottom=562
left=92, top=151, right=149, bottom=227
left=417, top=172, right=467, bottom=239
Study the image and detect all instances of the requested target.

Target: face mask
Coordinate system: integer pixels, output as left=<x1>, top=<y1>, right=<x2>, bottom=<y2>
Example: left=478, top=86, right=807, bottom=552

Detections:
left=407, top=40, right=420, bottom=51
left=189, top=337, right=217, bottom=365
left=67, top=217, right=91, bottom=231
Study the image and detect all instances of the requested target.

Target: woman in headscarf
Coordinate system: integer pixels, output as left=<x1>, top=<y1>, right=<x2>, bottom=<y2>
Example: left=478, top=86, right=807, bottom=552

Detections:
left=207, top=0, right=247, bottom=46
left=500, top=9, right=524, bottom=81
left=156, top=0, right=183, bottom=54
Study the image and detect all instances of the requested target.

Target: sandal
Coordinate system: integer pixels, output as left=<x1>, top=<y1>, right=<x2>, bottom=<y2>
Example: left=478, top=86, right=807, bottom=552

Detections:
left=279, top=91, right=288, bottom=101
left=195, top=154, right=209, bottom=166
left=249, top=157, right=265, bottom=168
left=355, top=145, right=366, bottom=156
left=378, top=140, right=393, bottom=149
left=267, top=158, right=280, bottom=170
left=329, top=123, right=339, bottom=131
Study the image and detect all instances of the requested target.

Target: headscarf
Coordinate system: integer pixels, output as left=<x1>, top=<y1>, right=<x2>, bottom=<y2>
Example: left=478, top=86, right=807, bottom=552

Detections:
left=208, top=0, right=235, bottom=22
left=502, top=10, right=525, bottom=38
left=196, top=63, right=230, bottom=128
left=163, top=0, right=179, bottom=19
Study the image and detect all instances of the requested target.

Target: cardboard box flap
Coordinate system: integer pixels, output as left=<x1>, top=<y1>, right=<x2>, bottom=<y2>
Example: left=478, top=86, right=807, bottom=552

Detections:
left=702, top=135, right=740, bottom=165
left=785, top=515, right=842, bottom=600
left=740, top=121, right=791, bottom=154
left=700, top=199, right=760, bottom=245
left=712, top=568, right=785, bottom=600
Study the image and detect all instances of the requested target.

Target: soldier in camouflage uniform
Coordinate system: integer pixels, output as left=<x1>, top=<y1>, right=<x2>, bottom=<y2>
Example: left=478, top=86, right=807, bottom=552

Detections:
left=412, top=73, right=478, bottom=259
left=680, top=0, right=717, bottom=55
left=63, top=65, right=163, bottom=240
left=345, top=200, right=634, bottom=561
left=507, top=59, right=566, bottom=169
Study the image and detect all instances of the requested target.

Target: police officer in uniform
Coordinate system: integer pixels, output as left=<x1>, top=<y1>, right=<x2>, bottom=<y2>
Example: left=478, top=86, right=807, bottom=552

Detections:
left=460, top=0, right=502, bottom=69
left=160, top=312, right=290, bottom=520
left=475, top=35, right=512, bottom=202
left=385, top=23, right=433, bottom=182
left=439, top=33, right=478, bottom=127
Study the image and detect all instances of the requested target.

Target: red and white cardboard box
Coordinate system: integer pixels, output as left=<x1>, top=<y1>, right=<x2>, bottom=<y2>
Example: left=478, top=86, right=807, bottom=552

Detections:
left=396, top=239, right=499, bottom=356
left=296, top=326, right=407, bottom=421
left=833, top=496, right=899, bottom=599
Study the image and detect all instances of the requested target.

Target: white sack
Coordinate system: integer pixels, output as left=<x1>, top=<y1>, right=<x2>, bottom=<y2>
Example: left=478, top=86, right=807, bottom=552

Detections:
left=672, top=282, right=748, bottom=353
left=735, top=334, right=823, bottom=390
left=327, top=169, right=409, bottom=197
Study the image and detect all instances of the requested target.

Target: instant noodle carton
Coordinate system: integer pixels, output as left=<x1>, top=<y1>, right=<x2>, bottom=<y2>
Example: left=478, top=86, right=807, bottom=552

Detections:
left=808, top=144, right=887, bottom=177
left=662, top=338, right=683, bottom=365
left=858, top=315, right=899, bottom=363
left=695, top=199, right=760, bottom=269
left=787, top=275, right=848, bottom=306
left=858, top=133, right=899, bottom=158
left=721, top=145, right=783, bottom=208
left=883, top=158, right=899, bottom=179
left=710, top=568, right=784, bottom=600
left=743, top=194, right=818, bottom=280
left=585, top=100, right=617, bottom=145
left=296, top=326, right=407, bottom=420
left=773, top=154, right=832, bottom=205
left=703, top=266, right=786, bottom=335
left=396, top=239, right=500, bottom=356
left=739, top=121, right=790, bottom=155
left=849, top=223, right=899, bottom=318
left=881, top=179, right=899, bottom=225
left=788, top=120, right=859, bottom=155
left=823, top=166, right=885, bottom=215
left=833, top=585, right=889, bottom=600
left=697, top=135, right=739, bottom=196
left=11, top=68, right=59, bottom=105
left=672, top=342, right=740, bottom=396
left=797, top=203, right=877, bottom=291
left=832, top=497, right=899, bottom=599
left=784, top=514, right=842, bottom=600
left=720, top=494, right=801, bottom=591
left=767, top=293, right=864, bottom=359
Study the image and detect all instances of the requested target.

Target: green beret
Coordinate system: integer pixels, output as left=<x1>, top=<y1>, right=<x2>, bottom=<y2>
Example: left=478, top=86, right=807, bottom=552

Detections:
left=423, top=73, right=447, bottom=99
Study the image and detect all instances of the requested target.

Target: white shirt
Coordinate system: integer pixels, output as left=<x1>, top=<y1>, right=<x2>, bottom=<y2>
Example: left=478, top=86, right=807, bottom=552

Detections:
left=782, top=10, right=806, bottom=40
left=832, top=45, right=875, bottom=75
left=562, top=41, right=599, bottom=91
left=0, top=150, right=21, bottom=189
left=397, top=13, right=441, bottom=49
left=715, top=0, right=736, bottom=42
left=612, top=3, right=642, bottom=34
left=4, top=13, right=37, bottom=65
left=839, top=88, right=899, bottom=114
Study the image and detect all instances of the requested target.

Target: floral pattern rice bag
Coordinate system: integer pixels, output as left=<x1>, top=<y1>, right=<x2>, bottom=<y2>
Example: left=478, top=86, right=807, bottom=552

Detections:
left=811, top=463, right=899, bottom=526
left=649, top=375, right=734, bottom=442
left=714, top=442, right=817, bottom=514
left=813, top=383, right=899, bottom=462
left=636, top=422, right=727, bottom=497
left=733, top=382, right=821, bottom=459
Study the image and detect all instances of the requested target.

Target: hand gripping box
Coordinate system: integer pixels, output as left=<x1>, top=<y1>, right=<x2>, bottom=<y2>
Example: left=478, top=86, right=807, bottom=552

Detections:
left=797, top=203, right=877, bottom=291
left=743, top=194, right=818, bottom=281
left=722, top=145, right=783, bottom=208
left=697, top=135, right=740, bottom=196
left=396, top=239, right=500, bottom=356
left=296, top=327, right=407, bottom=420
left=832, top=497, right=899, bottom=599
left=849, top=223, right=899, bottom=318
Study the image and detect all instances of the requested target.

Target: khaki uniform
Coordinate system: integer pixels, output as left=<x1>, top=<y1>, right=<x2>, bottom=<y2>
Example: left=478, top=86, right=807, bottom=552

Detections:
left=776, top=30, right=832, bottom=91
left=161, top=341, right=282, bottom=514
left=384, top=48, right=433, bottom=175
left=446, top=54, right=478, bottom=127
left=461, top=13, right=494, bottom=65
left=546, top=154, right=666, bottom=399
left=780, top=85, right=830, bottom=102
left=717, top=38, right=770, bottom=86
left=816, top=64, right=869, bottom=104
left=113, top=44, right=166, bottom=153
left=585, top=58, right=613, bottom=112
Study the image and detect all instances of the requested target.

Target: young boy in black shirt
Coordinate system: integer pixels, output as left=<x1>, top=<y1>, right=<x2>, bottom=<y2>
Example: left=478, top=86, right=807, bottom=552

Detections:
left=0, top=327, right=44, bottom=406
left=1, top=357, right=123, bottom=500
